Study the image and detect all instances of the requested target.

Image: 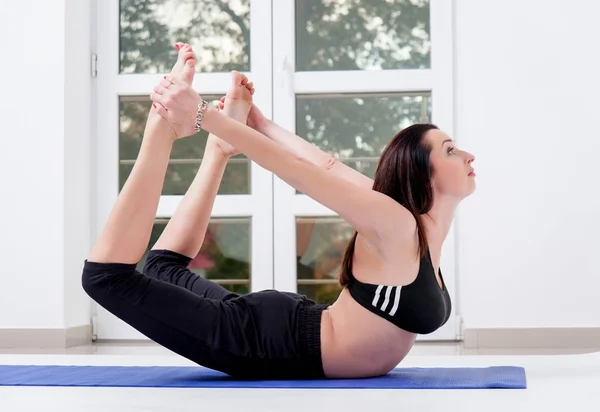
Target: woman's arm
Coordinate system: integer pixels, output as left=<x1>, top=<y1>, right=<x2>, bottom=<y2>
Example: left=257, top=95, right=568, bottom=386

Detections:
left=205, top=107, right=414, bottom=244
left=246, top=104, right=374, bottom=190
left=258, top=116, right=375, bottom=190
left=151, top=79, right=415, bottom=248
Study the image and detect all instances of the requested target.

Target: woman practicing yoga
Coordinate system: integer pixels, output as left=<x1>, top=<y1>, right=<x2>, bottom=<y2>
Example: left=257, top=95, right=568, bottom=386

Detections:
left=82, top=43, right=476, bottom=380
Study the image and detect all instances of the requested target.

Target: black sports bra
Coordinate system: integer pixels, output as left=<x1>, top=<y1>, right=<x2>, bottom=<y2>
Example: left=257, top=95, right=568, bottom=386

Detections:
left=346, top=249, right=451, bottom=335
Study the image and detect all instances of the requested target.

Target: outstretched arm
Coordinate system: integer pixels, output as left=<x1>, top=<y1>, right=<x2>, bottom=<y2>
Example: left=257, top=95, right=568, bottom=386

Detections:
left=246, top=104, right=374, bottom=190
left=151, top=78, right=415, bottom=250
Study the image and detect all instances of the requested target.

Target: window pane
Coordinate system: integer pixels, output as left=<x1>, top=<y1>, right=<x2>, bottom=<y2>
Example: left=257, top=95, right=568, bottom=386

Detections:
left=119, top=96, right=250, bottom=195
left=295, top=0, right=431, bottom=71
left=296, top=93, right=431, bottom=180
left=139, top=218, right=251, bottom=294
left=296, top=217, right=354, bottom=305
left=120, top=0, right=250, bottom=74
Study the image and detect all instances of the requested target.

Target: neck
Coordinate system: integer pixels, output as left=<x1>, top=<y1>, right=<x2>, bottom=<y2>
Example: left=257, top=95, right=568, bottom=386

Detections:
left=422, top=196, right=459, bottom=249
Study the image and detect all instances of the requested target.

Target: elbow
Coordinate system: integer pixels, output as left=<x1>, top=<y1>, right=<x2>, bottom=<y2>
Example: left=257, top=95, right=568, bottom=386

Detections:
left=322, top=155, right=336, bottom=171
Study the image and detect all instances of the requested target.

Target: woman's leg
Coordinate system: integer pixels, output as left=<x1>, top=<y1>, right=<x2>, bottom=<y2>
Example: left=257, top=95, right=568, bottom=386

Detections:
left=144, top=71, right=254, bottom=299
left=82, top=47, right=256, bottom=376
left=87, top=44, right=196, bottom=265
left=140, top=140, right=235, bottom=300
left=82, top=260, right=252, bottom=375
left=143, top=248, right=238, bottom=300
left=83, top=260, right=327, bottom=379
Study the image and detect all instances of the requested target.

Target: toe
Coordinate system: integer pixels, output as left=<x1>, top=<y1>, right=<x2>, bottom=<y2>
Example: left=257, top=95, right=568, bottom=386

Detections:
left=230, top=70, right=243, bottom=85
left=182, top=57, right=196, bottom=82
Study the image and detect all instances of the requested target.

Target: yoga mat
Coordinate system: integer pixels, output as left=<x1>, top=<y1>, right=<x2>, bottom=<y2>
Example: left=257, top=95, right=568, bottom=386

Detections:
left=0, top=365, right=526, bottom=389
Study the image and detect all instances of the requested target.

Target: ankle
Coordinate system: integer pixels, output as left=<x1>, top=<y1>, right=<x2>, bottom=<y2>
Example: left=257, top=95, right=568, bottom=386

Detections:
left=206, top=137, right=231, bottom=159
left=221, top=105, right=250, bottom=124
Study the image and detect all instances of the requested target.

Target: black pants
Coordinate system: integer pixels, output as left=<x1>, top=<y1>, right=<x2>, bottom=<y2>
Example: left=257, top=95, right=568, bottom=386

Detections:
left=81, top=249, right=328, bottom=380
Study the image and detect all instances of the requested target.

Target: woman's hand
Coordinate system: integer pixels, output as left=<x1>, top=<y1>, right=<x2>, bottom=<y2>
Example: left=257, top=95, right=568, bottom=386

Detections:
left=150, top=75, right=204, bottom=139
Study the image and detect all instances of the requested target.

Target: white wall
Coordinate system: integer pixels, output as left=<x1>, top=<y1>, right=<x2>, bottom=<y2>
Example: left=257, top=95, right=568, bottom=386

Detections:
left=63, top=0, right=94, bottom=328
left=1, top=0, right=599, bottom=341
left=0, top=0, right=92, bottom=331
left=455, top=0, right=600, bottom=329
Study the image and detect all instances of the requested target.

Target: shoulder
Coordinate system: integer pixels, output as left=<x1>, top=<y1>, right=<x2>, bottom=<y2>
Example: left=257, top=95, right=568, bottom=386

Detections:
left=358, top=192, right=418, bottom=253
left=372, top=192, right=418, bottom=238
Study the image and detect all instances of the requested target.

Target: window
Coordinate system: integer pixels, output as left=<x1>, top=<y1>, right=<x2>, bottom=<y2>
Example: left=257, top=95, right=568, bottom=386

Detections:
left=94, top=0, right=456, bottom=341
left=141, top=218, right=252, bottom=294
left=294, top=0, right=431, bottom=72
left=94, top=0, right=273, bottom=340
left=296, top=217, right=353, bottom=304
left=119, top=0, right=250, bottom=74
left=272, top=0, right=456, bottom=341
left=119, top=96, right=250, bottom=195
left=295, top=92, right=431, bottom=193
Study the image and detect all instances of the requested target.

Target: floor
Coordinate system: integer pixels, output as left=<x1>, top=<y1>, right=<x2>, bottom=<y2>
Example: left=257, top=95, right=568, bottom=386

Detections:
left=1, top=342, right=600, bottom=412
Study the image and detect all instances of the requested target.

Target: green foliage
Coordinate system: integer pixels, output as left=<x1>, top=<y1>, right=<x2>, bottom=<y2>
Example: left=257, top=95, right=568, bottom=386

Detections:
left=295, top=0, right=430, bottom=71
left=120, top=0, right=249, bottom=73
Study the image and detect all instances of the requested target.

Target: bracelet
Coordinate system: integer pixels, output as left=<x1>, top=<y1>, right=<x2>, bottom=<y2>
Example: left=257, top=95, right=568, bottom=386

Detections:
left=194, top=99, right=209, bottom=132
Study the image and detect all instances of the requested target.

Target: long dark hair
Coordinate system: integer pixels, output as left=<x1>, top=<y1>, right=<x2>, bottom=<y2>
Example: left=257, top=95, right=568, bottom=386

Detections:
left=339, top=123, right=438, bottom=287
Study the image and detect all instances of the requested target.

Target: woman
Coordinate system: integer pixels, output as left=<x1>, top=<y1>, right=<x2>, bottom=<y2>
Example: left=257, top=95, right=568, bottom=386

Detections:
left=82, top=44, right=476, bottom=380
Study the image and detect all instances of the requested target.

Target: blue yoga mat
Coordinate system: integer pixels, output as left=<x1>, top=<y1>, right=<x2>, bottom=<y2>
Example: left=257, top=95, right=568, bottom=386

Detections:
left=0, top=365, right=526, bottom=389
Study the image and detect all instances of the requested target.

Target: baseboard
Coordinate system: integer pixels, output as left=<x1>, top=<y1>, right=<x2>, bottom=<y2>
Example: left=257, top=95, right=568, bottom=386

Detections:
left=0, top=325, right=92, bottom=348
left=463, top=327, right=600, bottom=349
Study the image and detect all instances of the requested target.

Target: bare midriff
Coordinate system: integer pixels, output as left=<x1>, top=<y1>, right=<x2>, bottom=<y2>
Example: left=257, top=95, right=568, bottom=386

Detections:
left=317, top=287, right=417, bottom=378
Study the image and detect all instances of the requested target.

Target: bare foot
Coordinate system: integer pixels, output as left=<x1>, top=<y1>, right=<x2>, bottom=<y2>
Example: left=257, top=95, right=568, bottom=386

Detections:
left=218, top=71, right=255, bottom=121
left=166, top=42, right=196, bottom=85
left=211, top=71, right=255, bottom=157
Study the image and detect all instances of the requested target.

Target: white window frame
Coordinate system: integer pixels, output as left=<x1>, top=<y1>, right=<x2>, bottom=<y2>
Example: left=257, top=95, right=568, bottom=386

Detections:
left=271, top=0, right=458, bottom=340
left=93, top=0, right=459, bottom=341
left=93, top=0, right=274, bottom=340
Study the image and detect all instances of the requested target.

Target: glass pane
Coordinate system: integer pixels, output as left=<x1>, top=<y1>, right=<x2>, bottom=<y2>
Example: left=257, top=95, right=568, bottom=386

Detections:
left=296, top=217, right=354, bottom=305
left=295, top=0, right=431, bottom=71
left=296, top=93, right=431, bottom=182
left=138, top=218, right=251, bottom=294
left=119, top=96, right=250, bottom=195
left=120, top=0, right=250, bottom=74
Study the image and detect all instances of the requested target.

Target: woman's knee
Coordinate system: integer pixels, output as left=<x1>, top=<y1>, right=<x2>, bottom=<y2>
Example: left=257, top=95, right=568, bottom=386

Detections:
left=81, top=260, right=138, bottom=299
left=142, top=249, right=192, bottom=279
left=142, top=250, right=161, bottom=277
